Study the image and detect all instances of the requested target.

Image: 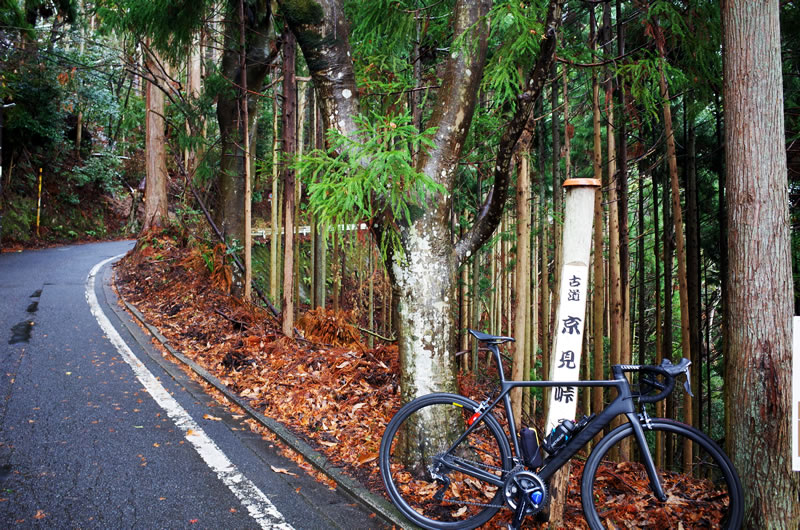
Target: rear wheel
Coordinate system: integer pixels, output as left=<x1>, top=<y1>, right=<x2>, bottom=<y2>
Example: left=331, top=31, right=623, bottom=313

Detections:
left=379, top=393, right=513, bottom=529
left=581, top=418, right=743, bottom=529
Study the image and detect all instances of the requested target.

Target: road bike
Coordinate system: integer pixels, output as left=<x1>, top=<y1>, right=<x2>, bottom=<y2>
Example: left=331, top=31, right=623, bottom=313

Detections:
left=379, top=329, right=743, bottom=529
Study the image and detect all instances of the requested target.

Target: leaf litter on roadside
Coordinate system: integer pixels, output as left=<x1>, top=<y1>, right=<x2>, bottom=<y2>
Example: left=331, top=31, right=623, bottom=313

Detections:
left=114, top=234, right=728, bottom=529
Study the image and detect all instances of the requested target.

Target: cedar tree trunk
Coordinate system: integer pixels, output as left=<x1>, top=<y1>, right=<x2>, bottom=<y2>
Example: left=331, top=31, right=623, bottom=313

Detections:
left=215, top=0, right=273, bottom=290
left=723, top=0, right=800, bottom=526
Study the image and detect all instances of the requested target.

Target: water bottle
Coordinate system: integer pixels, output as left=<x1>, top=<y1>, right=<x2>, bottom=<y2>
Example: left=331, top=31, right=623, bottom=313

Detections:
left=543, top=419, right=576, bottom=454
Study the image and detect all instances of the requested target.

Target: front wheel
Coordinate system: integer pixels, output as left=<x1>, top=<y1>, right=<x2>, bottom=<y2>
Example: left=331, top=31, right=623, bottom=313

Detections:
left=379, top=393, right=513, bottom=529
left=581, top=418, right=743, bottom=529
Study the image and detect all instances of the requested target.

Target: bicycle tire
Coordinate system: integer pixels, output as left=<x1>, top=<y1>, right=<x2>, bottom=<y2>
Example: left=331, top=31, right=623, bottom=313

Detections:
left=379, top=393, right=513, bottom=529
left=581, top=418, right=743, bottom=529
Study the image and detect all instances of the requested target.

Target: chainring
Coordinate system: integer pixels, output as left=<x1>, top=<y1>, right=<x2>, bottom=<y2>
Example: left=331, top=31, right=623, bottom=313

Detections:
left=502, top=468, right=548, bottom=515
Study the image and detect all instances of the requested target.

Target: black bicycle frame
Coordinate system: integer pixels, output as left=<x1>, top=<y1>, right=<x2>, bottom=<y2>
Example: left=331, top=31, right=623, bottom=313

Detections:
left=442, top=340, right=667, bottom=501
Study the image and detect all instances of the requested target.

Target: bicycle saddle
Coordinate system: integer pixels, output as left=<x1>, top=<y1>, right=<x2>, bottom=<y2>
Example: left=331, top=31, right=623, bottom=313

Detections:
left=469, top=329, right=516, bottom=344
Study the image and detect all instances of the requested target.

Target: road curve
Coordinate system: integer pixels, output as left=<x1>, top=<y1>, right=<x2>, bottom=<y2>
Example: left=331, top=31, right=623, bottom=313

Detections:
left=0, top=241, right=382, bottom=528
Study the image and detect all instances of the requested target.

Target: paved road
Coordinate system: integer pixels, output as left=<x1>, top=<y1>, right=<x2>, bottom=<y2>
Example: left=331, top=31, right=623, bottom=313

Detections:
left=0, top=241, right=383, bottom=528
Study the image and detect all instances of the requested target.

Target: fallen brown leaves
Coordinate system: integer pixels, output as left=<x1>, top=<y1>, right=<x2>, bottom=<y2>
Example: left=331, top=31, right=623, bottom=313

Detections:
left=115, top=234, right=726, bottom=529
left=115, top=235, right=399, bottom=496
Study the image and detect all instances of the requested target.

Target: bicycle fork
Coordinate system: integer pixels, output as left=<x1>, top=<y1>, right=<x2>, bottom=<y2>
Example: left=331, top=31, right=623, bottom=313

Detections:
left=627, top=412, right=667, bottom=502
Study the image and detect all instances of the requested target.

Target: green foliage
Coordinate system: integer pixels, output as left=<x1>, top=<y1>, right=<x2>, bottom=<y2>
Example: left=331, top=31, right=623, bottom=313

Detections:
left=3, top=62, right=68, bottom=155
left=346, top=0, right=416, bottom=51
left=95, top=0, right=209, bottom=61
left=298, top=112, right=443, bottom=259
left=69, top=150, right=122, bottom=193
left=617, top=54, right=688, bottom=124
left=782, top=1, right=800, bottom=142
left=482, top=0, right=547, bottom=109
left=0, top=0, right=29, bottom=31
left=1, top=196, right=36, bottom=242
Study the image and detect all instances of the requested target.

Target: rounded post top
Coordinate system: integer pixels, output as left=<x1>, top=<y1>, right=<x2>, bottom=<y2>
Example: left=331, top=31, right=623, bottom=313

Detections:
left=563, top=178, right=601, bottom=188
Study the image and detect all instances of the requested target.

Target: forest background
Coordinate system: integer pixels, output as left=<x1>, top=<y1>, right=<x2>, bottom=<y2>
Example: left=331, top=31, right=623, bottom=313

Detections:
left=1, top=0, right=798, bottom=527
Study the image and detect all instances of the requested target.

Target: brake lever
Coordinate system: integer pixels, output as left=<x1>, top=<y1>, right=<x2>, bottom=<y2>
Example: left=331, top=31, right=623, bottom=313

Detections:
left=682, top=366, right=694, bottom=398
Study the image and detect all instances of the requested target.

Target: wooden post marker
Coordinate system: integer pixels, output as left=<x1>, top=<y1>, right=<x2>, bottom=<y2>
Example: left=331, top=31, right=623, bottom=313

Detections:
left=543, top=178, right=600, bottom=523
left=545, top=178, right=600, bottom=432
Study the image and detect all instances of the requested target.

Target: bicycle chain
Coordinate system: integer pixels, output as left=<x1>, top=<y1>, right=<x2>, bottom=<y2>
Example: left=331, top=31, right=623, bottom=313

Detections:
left=449, top=454, right=507, bottom=473
left=435, top=455, right=510, bottom=508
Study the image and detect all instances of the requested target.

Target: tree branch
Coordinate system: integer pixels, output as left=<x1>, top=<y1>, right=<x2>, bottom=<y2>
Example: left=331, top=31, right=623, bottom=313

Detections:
left=416, top=0, right=491, bottom=191
left=279, top=0, right=361, bottom=138
left=454, top=0, right=565, bottom=268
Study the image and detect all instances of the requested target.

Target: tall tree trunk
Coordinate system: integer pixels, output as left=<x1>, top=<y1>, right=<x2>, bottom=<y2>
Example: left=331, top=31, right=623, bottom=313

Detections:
left=293, top=81, right=306, bottom=323
left=637, top=171, right=645, bottom=367
left=215, top=1, right=272, bottom=297
left=75, top=0, right=85, bottom=160
left=186, top=32, right=203, bottom=176
left=281, top=31, right=297, bottom=336
left=603, top=1, right=625, bottom=455
left=723, top=0, right=800, bottom=525
left=537, top=95, right=551, bottom=400
left=311, top=97, right=326, bottom=309
left=142, top=46, right=169, bottom=232
left=270, top=88, right=281, bottom=303
left=332, top=230, right=341, bottom=313
left=590, top=5, right=605, bottom=427
left=215, top=2, right=271, bottom=296
left=549, top=60, right=562, bottom=373
left=616, top=0, right=631, bottom=374
left=529, top=196, right=539, bottom=416
left=239, top=0, right=252, bottom=302
left=512, top=152, right=531, bottom=424
left=653, top=168, right=664, bottom=465
left=0, top=96, right=4, bottom=249
left=652, top=19, right=693, bottom=465
left=686, top=119, right=702, bottom=430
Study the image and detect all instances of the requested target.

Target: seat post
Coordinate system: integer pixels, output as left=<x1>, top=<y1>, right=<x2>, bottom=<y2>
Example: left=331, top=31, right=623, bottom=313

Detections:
left=489, top=342, right=507, bottom=383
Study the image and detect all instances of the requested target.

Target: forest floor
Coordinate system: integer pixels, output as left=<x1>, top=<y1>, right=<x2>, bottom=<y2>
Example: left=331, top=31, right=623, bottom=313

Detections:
left=113, top=231, right=724, bottom=529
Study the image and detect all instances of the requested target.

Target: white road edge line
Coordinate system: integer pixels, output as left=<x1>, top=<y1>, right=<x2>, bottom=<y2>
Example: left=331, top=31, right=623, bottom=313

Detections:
left=86, top=254, right=293, bottom=530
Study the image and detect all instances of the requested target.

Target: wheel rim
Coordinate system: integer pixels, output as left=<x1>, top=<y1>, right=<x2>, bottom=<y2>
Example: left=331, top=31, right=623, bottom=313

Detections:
left=583, top=421, right=741, bottom=529
left=381, top=397, right=511, bottom=529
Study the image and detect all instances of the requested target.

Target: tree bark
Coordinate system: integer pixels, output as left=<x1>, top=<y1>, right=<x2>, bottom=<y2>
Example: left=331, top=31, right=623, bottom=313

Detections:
left=616, top=0, right=631, bottom=375
left=549, top=61, right=562, bottom=348
left=270, top=88, right=281, bottom=304
left=142, top=45, right=169, bottom=232
left=512, top=152, right=531, bottom=424
left=281, top=31, right=297, bottom=337
left=537, top=95, right=551, bottom=406
left=311, top=97, right=326, bottom=309
left=215, top=1, right=272, bottom=272
left=603, top=1, right=625, bottom=454
left=662, top=165, right=675, bottom=467
left=186, top=32, right=203, bottom=176
left=590, top=2, right=605, bottom=428
left=686, top=119, right=702, bottom=429
left=652, top=18, right=693, bottom=466
left=239, top=0, right=252, bottom=302
left=723, top=0, right=800, bottom=525
left=653, top=168, right=664, bottom=465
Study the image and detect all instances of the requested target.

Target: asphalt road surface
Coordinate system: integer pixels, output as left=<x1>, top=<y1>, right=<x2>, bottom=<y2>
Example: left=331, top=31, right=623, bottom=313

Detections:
left=0, top=241, right=384, bottom=528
